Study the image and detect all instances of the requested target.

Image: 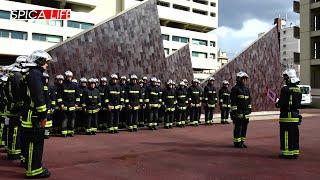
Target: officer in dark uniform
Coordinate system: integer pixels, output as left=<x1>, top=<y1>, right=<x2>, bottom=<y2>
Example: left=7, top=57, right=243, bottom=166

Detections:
left=97, top=77, right=108, bottom=130
left=43, top=73, right=53, bottom=139
left=176, top=81, right=188, bottom=127
left=119, top=76, right=127, bottom=128
left=203, top=77, right=217, bottom=125
left=82, top=78, right=101, bottom=135
left=51, top=75, right=64, bottom=135
left=138, top=78, right=146, bottom=127
left=105, top=74, right=123, bottom=133
left=0, top=72, right=7, bottom=148
left=230, top=71, right=252, bottom=148
left=188, top=79, right=202, bottom=126
left=20, top=50, right=53, bottom=178
left=56, top=70, right=80, bottom=137
left=276, top=69, right=302, bottom=159
left=145, top=77, right=161, bottom=130
left=163, top=80, right=176, bottom=129
left=157, top=79, right=165, bottom=125
left=76, top=77, right=88, bottom=133
left=125, top=74, right=142, bottom=132
left=219, top=80, right=231, bottom=124
left=6, top=56, right=28, bottom=160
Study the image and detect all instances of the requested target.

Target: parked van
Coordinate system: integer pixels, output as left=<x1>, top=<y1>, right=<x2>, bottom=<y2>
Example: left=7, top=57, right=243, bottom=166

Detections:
left=298, top=85, right=312, bottom=106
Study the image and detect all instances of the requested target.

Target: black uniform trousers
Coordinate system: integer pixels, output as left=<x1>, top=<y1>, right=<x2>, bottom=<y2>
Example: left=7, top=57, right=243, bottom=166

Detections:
left=52, top=109, right=64, bottom=134
left=176, top=108, right=187, bottom=125
left=164, top=110, right=175, bottom=127
left=61, top=110, right=75, bottom=135
left=190, top=106, right=201, bottom=124
left=128, top=108, right=139, bottom=129
left=7, top=116, right=21, bottom=158
left=280, top=122, right=299, bottom=156
left=148, top=107, right=158, bottom=126
left=233, top=119, right=249, bottom=143
left=0, top=117, right=6, bottom=147
left=108, top=109, right=120, bottom=130
left=221, top=107, right=230, bottom=122
left=205, top=106, right=214, bottom=124
left=86, top=112, right=98, bottom=133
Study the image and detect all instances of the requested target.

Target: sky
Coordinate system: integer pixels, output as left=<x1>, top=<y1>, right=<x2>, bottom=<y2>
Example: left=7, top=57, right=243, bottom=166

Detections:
left=215, top=0, right=299, bottom=59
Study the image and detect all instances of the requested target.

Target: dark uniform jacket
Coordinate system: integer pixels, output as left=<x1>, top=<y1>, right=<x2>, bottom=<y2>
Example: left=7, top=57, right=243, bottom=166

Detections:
left=8, top=71, right=24, bottom=114
left=162, top=87, right=176, bottom=110
left=176, top=87, right=188, bottom=110
left=105, top=83, right=123, bottom=108
left=83, top=87, right=101, bottom=113
left=56, top=80, right=80, bottom=110
left=145, top=85, right=161, bottom=108
left=277, top=83, right=302, bottom=123
left=188, top=85, right=203, bottom=107
left=203, top=84, right=217, bottom=108
left=230, top=82, right=251, bottom=120
left=219, top=87, right=231, bottom=109
left=125, top=83, right=142, bottom=109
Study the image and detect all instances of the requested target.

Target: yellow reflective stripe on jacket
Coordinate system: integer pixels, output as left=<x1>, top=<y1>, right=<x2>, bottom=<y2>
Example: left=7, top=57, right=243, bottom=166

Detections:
left=43, top=86, right=48, bottom=91
left=223, top=93, right=230, bottom=96
left=144, top=99, right=150, bottom=103
left=64, top=89, right=75, bottom=93
left=231, top=106, right=237, bottom=110
left=129, top=91, right=139, bottom=94
left=178, top=95, right=186, bottom=98
left=192, top=91, right=200, bottom=94
left=76, top=98, right=80, bottom=102
left=125, top=99, right=129, bottom=103
left=237, top=95, right=249, bottom=99
left=45, top=120, right=53, bottom=128
left=150, top=104, right=159, bottom=108
left=36, top=105, right=47, bottom=113
left=139, top=99, right=143, bottom=103
left=133, top=106, right=140, bottom=110
left=233, top=138, right=241, bottom=142
left=57, top=98, right=63, bottom=102
left=87, top=109, right=100, bottom=113
left=248, top=104, right=252, bottom=108
left=279, top=118, right=300, bottom=123
left=51, top=101, right=56, bottom=106
left=222, top=104, right=231, bottom=108
left=207, top=104, right=215, bottom=108
left=166, top=108, right=175, bottom=111
left=110, top=91, right=120, bottom=94
left=191, top=103, right=201, bottom=107
left=289, top=87, right=301, bottom=93
left=178, top=106, right=187, bottom=110
left=167, top=96, right=175, bottom=99
left=109, top=105, right=121, bottom=110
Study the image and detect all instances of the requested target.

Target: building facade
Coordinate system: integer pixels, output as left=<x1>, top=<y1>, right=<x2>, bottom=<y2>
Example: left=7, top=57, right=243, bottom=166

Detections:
left=295, top=0, right=320, bottom=95
left=122, top=0, right=219, bottom=81
left=280, top=26, right=300, bottom=76
left=217, top=49, right=228, bottom=67
left=0, top=0, right=115, bottom=64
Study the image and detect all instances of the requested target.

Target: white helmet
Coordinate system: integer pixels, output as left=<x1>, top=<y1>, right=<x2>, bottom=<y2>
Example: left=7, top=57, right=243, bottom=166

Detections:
left=120, top=76, right=126, bottom=80
left=72, top=79, right=78, bottom=83
left=150, top=77, right=157, bottom=82
left=100, top=77, right=107, bottom=82
left=15, top=56, right=28, bottom=69
left=80, top=77, right=87, bottom=83
left=157, top=79, right=161, bottom=83
left=283, top=69, right=297, bottom=79
left=209, top=77, right=215, bottom=81
left=222, top=80, right=229, bottom=85
left=130, top=74, right=138, bottom=80
left=110, top=73, right=118, bottom=79
left=56, top=74, right=64, bottom=80
left=26, top=50, right=53, bottom=67
left=290, top=77, right=300, bottom=84
left=142, top=76, right=148, bottom=80
left=236, top=71, right=249, bottom=78
left=179, top=81, right=186, bottom=86
left=88, top=78, right=96, bottom=83
left=65, top=70, right=73, bottom=77
left=167, top=79, right=174, bottom=85
left=193, top=79, right=200, bottom=84
left=43, top=72, right=49, bottom=78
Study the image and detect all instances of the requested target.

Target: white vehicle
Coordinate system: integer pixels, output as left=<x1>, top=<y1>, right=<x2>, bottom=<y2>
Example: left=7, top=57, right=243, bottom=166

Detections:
left=298, top=85, right=312, bottom=106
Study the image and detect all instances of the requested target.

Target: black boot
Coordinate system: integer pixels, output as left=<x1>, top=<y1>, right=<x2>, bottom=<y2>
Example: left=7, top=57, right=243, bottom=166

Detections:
left=234, top=142, right=241, bottom=148
left=241, top=142, right=247, bottom=148
left=25, top=168, right=51, bottom=179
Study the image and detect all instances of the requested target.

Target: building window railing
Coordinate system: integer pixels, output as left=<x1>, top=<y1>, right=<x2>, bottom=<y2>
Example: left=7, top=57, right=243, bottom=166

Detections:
left=157, top=0, right=170, bottom=7
left=192, top=0, right=208, bottom=5
left=192, top=38, right=207, bottom=46
left=162, top=34, right=170, bottom=41
left=192, top=9, right=208, bottom=15
left=0, top=29, right=27, bottom=40
left=192, top=51, right=208, bottom=58
left=210, top=41, right=216, bottom=47
left=32, top=33, right=62, bottom=43
left=30, top=20, right=63, bottom=27
left=173, top=4, right=190, bottom=12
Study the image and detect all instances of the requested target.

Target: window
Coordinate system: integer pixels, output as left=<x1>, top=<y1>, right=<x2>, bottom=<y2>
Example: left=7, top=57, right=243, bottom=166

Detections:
left=193, top=0, right=208, bottom=5
left=32, top=33, right=62, bottom=43
left=164, top=48, right=169, bottom=56
left=172, top=36, right=189, bottom=43
left=162, top=34, right=169, bottom=41
left=210, top=12, right=216, bottom=17
left=11, top=31, right=27, bottom=40
left=192, top=9, right=208, bottom=15
left=192, top=51, right=207, bottom=58
left=157, top=0, right=170, bottom=7
left=192, top=38, right=207, bottom=46
left=283, top=58, right=287, bottom=61
left=67, top=20, right=94, bottom=30
left=283, top=38, right=287, bottom=41
left=210, top=41, right=216, bottom=47
left=173, top=4, right=190, bottom=11
left=283, top=51, right=287, bottom=55
left=0, top=29, right=9, bottom=38
left=0, top=29, right=27, bottom=40
left=210, top=2, right=216, bottom=7
left=209, top=53, right=216, bottom=59
left=283, top=44, right=287, bottom=48
left=172, top=49, right=178, bottom=52
left=283, top=30, right=286, bottom=34
left=0, top=10, right=10, bottom=19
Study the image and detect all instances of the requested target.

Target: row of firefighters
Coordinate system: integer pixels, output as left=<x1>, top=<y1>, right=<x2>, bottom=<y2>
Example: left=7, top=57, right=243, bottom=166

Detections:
left=0, top=50, right=303, bottom=179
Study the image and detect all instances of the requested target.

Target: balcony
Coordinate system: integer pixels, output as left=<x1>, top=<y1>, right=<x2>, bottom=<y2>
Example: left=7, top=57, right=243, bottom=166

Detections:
left=294, top=52, right=300, bottom=64
left=293, top=1, right=300, bottom=13
left=293, top=26, right=300, bottom=39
